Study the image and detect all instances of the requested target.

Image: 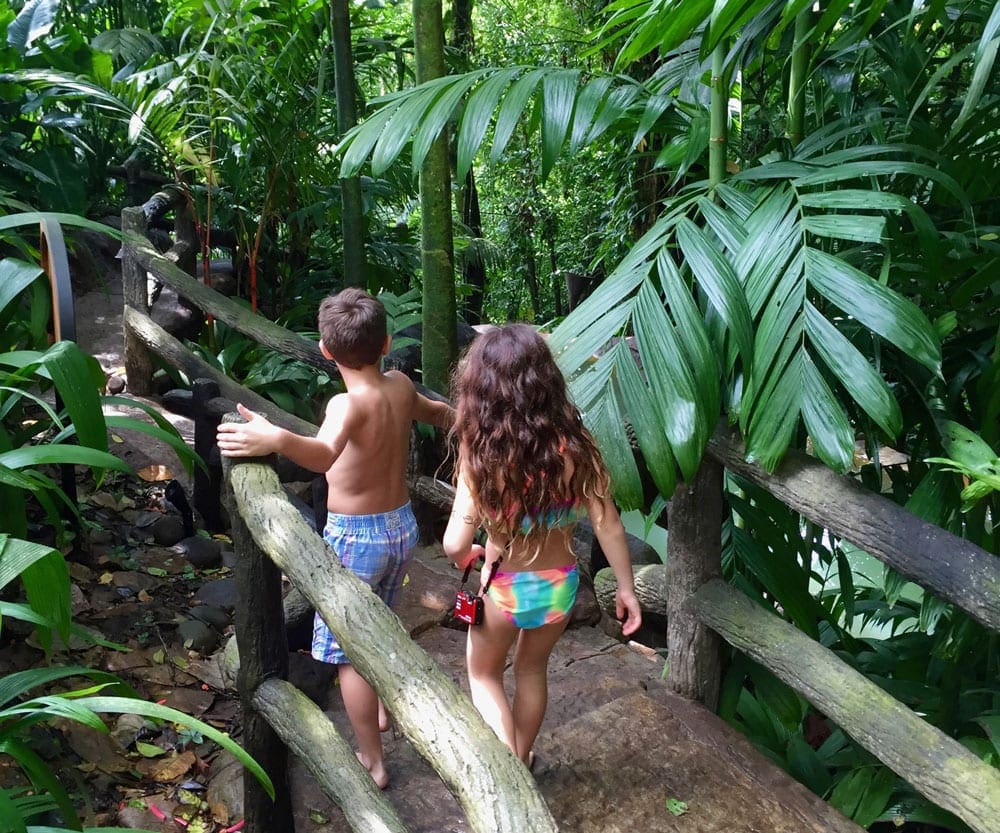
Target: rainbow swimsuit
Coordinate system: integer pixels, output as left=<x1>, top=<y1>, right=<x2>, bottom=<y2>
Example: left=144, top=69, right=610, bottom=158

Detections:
left=486, top=564, right=580, bottom=629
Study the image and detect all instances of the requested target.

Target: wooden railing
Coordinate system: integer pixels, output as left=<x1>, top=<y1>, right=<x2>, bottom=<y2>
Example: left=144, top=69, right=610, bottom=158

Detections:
left=118, top=201, right=1000, bottom=833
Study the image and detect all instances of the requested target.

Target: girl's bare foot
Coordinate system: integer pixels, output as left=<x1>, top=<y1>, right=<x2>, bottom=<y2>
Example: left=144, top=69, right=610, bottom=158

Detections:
left=356, top=751, right=389, bottom=790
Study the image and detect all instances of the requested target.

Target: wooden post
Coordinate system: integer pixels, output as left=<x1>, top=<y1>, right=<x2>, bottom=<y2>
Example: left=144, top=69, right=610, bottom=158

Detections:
left=121, top=206, right=155, bottom=396
left=666, top=457, right=724, bottom=707
left=220, top=419, right=293, bottom=833
left=192, top=378, right=224, bottom=531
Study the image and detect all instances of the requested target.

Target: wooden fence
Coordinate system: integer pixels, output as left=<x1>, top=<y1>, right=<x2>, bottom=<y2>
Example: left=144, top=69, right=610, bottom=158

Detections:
left=111, top=197, right=1000, bottom=833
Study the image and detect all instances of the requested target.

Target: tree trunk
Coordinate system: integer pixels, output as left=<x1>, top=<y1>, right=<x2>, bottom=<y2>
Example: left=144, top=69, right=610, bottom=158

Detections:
left=691, top=579, right=1000, bottom=833
left=666, top=458, right=724, bottom=708
left=331, top=0, right=367, bottom=288
left=414, top=0, right=457, bottom=393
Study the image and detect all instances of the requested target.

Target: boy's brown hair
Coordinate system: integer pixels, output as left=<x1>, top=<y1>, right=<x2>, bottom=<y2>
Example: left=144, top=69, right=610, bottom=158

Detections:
left=318, top=288, right=388, bottom=369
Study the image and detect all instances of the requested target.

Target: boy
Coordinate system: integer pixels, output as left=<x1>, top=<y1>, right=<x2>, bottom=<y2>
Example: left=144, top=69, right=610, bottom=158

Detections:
left=216, top=287, right=453, bottom=788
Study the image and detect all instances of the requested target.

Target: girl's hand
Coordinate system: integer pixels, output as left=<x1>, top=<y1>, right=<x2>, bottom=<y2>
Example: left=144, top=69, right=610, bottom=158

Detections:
left=615, top=588, right=642, bottom=636
left=457, top=543, right=486, bottom=571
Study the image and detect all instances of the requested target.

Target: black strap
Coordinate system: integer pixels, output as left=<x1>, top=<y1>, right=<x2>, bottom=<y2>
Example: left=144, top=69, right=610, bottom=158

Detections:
left=461, top=556, right=502, bottom=594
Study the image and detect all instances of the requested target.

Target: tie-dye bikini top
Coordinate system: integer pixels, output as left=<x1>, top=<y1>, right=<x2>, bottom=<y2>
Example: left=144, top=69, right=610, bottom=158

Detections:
left=519, top=499, right=587, bottom=534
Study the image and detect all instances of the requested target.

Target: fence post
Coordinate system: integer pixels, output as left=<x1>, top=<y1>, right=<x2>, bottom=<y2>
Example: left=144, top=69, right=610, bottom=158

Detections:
left=192, top=378, right=224, bottom=531
left=220, top=424, right=293, bottom=833
left=666, top=456, right=724, bottom=708
left=121, top=206, right=155, bottom=396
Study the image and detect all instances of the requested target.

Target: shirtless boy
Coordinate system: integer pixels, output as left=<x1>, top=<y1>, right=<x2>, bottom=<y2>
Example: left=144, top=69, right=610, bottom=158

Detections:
left=216, top=287, right=453, bottom=788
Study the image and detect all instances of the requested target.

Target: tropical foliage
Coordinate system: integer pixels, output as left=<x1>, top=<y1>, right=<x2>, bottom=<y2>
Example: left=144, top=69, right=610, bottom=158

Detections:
left=1, top=0, right=999, bottom=828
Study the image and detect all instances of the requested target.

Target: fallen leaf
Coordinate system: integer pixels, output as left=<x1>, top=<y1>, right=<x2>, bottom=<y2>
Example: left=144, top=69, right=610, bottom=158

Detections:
left=138, top=589, right=153, bottom=602
left=210, top=802, right=230, bottom=825
left=99, top=572, right=115, bottom=585
left=111, top=434, right=124, bottom=443
left=88, top=492, right=120, bottom=509
left=148, top=750, right=197, bottom=782
left=152, top=649, right=166, bottom=665
left=138, top=464, right=175, bottom=482
left=136, top=741, right=167, bottom=758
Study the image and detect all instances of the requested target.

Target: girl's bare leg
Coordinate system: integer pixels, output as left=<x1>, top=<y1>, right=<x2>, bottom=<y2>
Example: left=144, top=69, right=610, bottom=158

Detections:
left=338, top=663, right=389, bottom=789
left=511, top=618, right=569, bottom=762
left=466, top=599, right=519, bottom=752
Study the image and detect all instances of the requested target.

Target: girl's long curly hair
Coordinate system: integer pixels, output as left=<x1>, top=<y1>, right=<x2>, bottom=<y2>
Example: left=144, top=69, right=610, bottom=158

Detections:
left=451, top=323, right=609, bottom=552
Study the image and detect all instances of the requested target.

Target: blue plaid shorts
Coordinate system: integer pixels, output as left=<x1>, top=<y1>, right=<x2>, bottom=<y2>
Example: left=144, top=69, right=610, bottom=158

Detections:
left=311, top=502, right=419, bottom=665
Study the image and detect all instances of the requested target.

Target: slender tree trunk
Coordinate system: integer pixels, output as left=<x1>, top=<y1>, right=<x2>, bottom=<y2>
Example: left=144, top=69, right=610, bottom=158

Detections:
left=450, top=0, right=486, bottom=323
left=709, top=44, right=729, bottom=189
left=786, top=10, right=812, bottom=148
left=332, top=0, right=367, bottom=288
left=414, top=0, right=456, bottom=392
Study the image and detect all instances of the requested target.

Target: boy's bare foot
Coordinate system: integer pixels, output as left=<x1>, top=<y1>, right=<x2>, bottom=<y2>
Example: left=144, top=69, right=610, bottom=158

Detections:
left=356, top=751, right=389, bottom=790
left=378, top=701, right=392, bottom=733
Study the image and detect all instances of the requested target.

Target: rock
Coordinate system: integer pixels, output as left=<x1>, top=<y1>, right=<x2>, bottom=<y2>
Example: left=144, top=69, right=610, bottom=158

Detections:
left=176, top=619, right=219, bottom=653
left=173, top=535, right=223, bottom=569
left=188, top=604, right=231, bottom=631
left=111, top=712, right=156, bottom=749
left=106, top=374, right=126, bottom=394
left=132, top=511, right=187, bottom=547
left=193, top=577, right=238, bottom=610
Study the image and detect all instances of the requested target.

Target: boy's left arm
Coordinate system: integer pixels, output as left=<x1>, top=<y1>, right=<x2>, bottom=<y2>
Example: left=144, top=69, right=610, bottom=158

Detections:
left=412, top=390, right=454, bottom=429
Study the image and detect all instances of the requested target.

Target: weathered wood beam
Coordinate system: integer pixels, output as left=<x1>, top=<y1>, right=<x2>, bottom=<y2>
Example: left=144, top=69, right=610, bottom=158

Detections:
left=227, top=462, right=557, bottom=833
left=126, top=232, right=331, bottom=372
left=706, top=426, right=1000, bottom=632
left=691, top=579, right=1000, bottom=833
left=254, top=679, right=408, bottom=833
left=123, top=305, right=317, bottom=438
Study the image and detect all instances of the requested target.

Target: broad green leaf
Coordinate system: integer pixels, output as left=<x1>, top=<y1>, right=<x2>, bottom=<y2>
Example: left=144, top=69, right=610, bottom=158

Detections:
left=568, top=75, right=615, bottom=153
left=540, top=69, right=579, bottom=179
left=41, top=342, right=106, bottom=454
left=950, top=2, right=1000, bottom=138
left=633, top=280, right=705, bottom=480
left=338, top=103, right=402, bottom=178
left=0, top=445, right=131, bottom=473
left=0, top=260, right=43, bottom=317
left=804, top=302, right=902, bottom=437
left=20, top=547, right=70, bottom=651
left=0, top=212, right=121, bottom=239
left=456, top=69, right=518, bottom=181
left=0, top=787, right=28, bottom=833
left=490, top=68, right=546, bottom=163
left=0, top=739, right=76, bottom=831
left=803, top=214, right=886, bottom=244
left=411, top=72, right=487, bottom=174
left=611, top=337, right=676, bottom=498
left=746, top=352, right=802, bottom=472
left=806, top=248, right=941, bottom=375
left=793, top=161, right=969, bottom=212
left=676, top=218, right=754, bottom=373
left=801, top=353, right=854, bottom=472
left=372, top=76, right=454, bottom=176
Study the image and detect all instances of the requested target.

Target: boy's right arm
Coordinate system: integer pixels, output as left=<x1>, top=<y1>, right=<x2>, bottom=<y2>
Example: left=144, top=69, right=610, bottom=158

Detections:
left=216, top=402, right=349, bottom=474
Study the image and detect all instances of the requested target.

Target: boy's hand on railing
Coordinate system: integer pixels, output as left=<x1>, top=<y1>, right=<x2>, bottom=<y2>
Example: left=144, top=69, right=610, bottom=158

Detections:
left=217, top=403, right=282, bottom=457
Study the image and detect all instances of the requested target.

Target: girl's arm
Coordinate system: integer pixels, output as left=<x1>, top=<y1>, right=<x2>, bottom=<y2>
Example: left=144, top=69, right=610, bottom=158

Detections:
left=587, top=491, right=642, bottom=636
left=443, top=468, right=485, bottom=569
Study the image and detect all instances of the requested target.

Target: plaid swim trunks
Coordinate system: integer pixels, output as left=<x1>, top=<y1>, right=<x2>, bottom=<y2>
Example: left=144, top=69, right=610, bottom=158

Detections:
left=311, top=502, right=419, bottom=665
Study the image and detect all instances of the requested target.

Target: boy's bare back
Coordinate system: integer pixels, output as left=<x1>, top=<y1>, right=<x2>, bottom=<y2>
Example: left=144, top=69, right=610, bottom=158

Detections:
left=321, top=369, right=427, bottom=515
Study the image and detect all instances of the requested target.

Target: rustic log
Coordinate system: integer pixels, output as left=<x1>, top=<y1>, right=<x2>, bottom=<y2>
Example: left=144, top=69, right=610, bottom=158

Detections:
left=123, top=306, right=317, bottom=438
left=411, top=475, right=455, bottom=511
left=125, top=232, right=332, bottom=372
left=227, top=462, right=557, bottom=833
left=253, top=679, right=408, bottom=833
left=666, top=459, right=724, bottom=707
left=222, top=450, right=293, bottom=833
left=706, top=427, right=1000, bottom=632
left=594, top=564, right=667, bottom=614
left=121, top=207, right=156, bottom=396
left=690, top=579, right=1000, bottom=833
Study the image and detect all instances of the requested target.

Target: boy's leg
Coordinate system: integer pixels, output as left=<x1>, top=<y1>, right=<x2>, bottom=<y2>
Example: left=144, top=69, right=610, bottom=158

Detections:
left=466, top=598, right=519, bottom=752
left=511, top=619, right=569, bottom=763
left=339, top=663, right=389, bottom=789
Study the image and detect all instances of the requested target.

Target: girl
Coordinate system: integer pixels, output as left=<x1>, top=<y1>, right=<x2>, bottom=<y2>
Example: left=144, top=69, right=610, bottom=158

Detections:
left=443, top=323, right=642, bottom=769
